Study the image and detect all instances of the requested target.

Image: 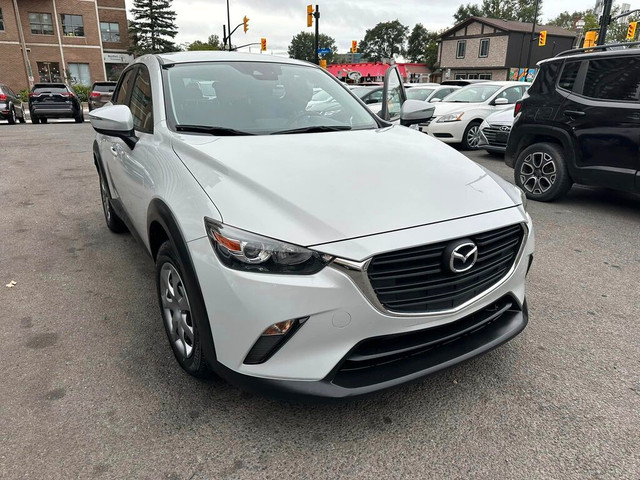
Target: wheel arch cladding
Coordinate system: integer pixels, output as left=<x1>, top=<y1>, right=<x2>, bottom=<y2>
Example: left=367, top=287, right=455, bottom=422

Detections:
left=147, top=198, right=218, bottom=367
left=514, top=126, right=576, bottom=170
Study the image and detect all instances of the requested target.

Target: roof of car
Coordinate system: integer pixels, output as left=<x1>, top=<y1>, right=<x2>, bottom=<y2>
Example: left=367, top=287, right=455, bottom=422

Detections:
left=154, top=51, right=311, bottom=66
left=539, top=42, right=640, bottom=65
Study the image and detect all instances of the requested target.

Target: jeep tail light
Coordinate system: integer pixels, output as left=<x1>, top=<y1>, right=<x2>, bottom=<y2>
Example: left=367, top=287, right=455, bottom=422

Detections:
left=514, top=100, right=523, bottom=116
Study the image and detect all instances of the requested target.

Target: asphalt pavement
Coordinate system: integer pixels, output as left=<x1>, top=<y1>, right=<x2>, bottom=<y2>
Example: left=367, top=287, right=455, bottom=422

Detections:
left=1, top=122, right=639, bottom=479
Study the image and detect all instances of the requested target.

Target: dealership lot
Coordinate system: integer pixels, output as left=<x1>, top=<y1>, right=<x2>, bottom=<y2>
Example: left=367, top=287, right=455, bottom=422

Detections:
left=1, top=123, right=638, bottom=479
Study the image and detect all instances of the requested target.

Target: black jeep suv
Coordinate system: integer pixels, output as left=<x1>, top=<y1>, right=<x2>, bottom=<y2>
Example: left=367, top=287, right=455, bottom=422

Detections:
left=505, top=43, right=640, bottom=201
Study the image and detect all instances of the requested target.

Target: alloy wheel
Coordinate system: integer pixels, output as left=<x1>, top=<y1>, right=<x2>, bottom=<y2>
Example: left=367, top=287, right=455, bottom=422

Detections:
left=466, top=125, right=481, bottom=149
left=160, top=263, right=194, bottom=359
left=519, top=152, right=557, bottom=195
left=100, top=175, right=112, bottom=222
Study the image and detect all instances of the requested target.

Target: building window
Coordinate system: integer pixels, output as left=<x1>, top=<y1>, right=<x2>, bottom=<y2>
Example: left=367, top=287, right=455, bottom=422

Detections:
left=61, top=14, right=84, bottom=37
left=29, top=13, right=54, bottom=35
left=454, top=73, right=467, bottom=80
left=100, top=22, right=120, bottom=43
left=0, top=9, right=5, bottom=31
left=479, top=38, right=490, bottom=58
left=37, top=62, right=61, bottom=82
left=456, top=40, right=466, bottom=59
left=68, top=63, right=91, bottom=85
left=478, top=73, right=492, bottom=80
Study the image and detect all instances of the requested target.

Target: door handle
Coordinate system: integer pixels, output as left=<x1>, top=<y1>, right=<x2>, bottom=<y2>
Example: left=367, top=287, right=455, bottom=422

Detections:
left=564, top=110, right=586, bottom=117
left=110, top=145, right=119, bottom=156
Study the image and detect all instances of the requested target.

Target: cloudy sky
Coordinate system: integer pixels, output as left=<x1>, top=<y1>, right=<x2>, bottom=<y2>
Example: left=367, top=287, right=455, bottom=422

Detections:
left=125, top=0, right=597, bottom=55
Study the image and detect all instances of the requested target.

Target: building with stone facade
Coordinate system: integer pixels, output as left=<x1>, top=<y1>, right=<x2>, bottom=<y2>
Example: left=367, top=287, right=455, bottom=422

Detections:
left=436, top=17, right=576, bottom=81
left=0, top=0, right=131, bottom=93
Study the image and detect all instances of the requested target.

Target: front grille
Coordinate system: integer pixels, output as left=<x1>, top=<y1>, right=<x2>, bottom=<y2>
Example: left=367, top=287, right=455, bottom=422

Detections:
left=332, top=295, right=522, bottom=388
left=482, top=125, right=511, bottom=147
left=366, top=224, right=524, bottom=313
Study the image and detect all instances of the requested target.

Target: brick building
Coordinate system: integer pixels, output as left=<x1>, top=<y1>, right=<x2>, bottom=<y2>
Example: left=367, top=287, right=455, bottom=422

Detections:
left=435, top=17, right=576, bottom=81
left=0, top=0, right=131, bottom=93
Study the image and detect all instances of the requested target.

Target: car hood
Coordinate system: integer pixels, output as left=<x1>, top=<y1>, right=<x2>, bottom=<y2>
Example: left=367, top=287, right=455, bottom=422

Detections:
left=432, top=102, right=484, bottom=116
left=484, top=106, right=515, bottom=124
left=172, top=126, right=518, bottom=247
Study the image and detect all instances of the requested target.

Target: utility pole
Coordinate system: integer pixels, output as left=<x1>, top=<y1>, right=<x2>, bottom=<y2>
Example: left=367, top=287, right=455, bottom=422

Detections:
left=525, top=0, right=540, bottom=69
left=223, top=25, right=227, bottom=50
left=314, top=5, right=320, bottom=65
left=597, top=0, right=613, bottom=45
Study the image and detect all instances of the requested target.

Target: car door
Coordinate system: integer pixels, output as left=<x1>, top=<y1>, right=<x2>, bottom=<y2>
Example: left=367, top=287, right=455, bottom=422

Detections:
left=558, top=56, right=640, bottom=192
left=116, top=63, right=157, bottom=236
left=101, top=66, right=137, bottom=203
left=380, top=66, right=406, bottom=124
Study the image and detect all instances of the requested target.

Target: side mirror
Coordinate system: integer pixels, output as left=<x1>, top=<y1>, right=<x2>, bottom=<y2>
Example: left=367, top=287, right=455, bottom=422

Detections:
left=400, top=99, right=435, bottom=127
left=430, top=98, right=442, bottom=103
left=89, top=104, right=138, bottom=149
left=494, top=97, right=509, bottom=105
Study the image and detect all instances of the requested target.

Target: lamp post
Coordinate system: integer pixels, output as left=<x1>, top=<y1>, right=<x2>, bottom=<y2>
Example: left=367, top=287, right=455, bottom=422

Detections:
left=575, top=19, right=585, bottom=48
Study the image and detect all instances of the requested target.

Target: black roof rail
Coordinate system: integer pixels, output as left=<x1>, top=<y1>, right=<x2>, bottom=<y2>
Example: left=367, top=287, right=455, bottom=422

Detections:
left=555, top=41, right=640, bottom=58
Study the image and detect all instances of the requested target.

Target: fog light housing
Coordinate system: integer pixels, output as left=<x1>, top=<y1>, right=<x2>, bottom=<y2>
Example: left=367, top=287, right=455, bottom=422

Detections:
left=243, top=318, right=307, bottom=364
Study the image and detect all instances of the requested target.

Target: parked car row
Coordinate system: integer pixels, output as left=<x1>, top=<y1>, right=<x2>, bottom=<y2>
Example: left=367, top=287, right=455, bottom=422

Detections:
left=0, top=81, right=116, bottom=124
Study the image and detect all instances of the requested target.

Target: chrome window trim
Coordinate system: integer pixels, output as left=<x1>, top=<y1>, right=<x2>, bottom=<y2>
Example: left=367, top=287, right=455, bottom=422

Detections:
left=329, top=222, right=529, bottom=318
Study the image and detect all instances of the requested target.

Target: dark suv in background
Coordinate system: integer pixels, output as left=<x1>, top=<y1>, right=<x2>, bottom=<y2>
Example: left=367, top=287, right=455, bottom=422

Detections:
left=506, top=43, right=640, bottom=201
left=29, top=83, right=84, bottom=124
left=0, top=84, right=26, bottom=124
left=88, top=81, right=117, bottom=111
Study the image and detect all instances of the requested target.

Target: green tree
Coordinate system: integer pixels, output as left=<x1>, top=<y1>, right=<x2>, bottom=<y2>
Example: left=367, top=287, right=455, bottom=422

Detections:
left=453, top=0, right=542, bottom=24
left=287, top=32, right=337, bottom=63
left=406, top=24, right=439, bottom=68
left=424, top=36, right=439, bottom=68
left=454, top=3, right=483, bottom=23
left=129, top=0, right=178, bottom=56
left=187, top=35, right=223, bottom=51
left=548, top=9, right=598, bottom=30
left=359, top=20, right=409, bottom=62
left=605, top=6, right=640, bottom=43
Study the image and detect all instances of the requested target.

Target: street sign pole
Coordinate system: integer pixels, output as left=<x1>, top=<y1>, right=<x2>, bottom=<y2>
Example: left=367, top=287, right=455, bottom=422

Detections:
left=597, top=0, right=613, bottom=45
left=314, top=5, right=320, bottom=65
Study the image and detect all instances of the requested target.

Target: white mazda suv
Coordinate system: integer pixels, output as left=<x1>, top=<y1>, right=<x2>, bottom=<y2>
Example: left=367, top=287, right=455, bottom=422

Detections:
left=89, top=52, right=534, bottom=399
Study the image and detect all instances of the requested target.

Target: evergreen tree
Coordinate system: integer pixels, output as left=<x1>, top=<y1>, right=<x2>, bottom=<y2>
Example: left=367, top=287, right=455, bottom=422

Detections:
left=129, top=0, right=178, bottom=56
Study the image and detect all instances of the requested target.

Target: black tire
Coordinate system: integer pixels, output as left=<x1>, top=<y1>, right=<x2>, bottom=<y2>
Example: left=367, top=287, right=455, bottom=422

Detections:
left=461, top=121, right=482, bottom=150
left=98, top=167, right=128, bottom=233
left=75, top=112, right=85, bottom=123
left=514, top=142, right=572, bottom=202
left=7, top=106, right=16, bottom=125
left=31, top=116, right=40, bottom=124
left=156, top=240, right=211, bottom=379
left=40, top=117, right=48, bottom=124
left=18, top=106, right=26, bottom=123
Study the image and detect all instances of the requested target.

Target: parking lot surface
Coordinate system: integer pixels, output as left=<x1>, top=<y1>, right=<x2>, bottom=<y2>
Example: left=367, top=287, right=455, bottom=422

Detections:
left=1, top=122, right=639, bottom=479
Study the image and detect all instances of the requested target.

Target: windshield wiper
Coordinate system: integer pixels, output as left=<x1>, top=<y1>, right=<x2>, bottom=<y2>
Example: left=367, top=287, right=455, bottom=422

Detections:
left=175, top=124, right=255, bottom=136
left=271, top=125, right=352, bottom=135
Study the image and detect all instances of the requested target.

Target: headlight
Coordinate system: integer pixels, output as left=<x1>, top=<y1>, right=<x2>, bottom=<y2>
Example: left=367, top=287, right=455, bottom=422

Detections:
left=517, top=187, right=528, bottom=210
left=205, top=218, right=333, bottom=274
left=437, top=112, right=464, bottom=123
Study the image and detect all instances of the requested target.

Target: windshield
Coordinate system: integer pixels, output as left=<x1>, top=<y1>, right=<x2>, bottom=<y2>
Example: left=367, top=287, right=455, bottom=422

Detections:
left=441, top=85, right=501, bottom=103
left=165, top=62, right=378, bottom=135
left=350, top=86, right=378, bottom=98
left=406, top=88, right=435, bottom=101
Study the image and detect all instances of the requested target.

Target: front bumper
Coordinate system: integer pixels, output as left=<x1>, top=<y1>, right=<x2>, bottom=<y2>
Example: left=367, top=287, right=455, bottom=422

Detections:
left=188, top=208, right=534, bottom=398
left=424, top=118, right=467, bottom=143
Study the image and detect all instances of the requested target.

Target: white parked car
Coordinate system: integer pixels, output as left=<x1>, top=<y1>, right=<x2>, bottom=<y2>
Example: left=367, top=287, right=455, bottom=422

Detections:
left=478, top=106, right=516, bottom=155
left=88, top=52, right=534, bottom=399
left=424, top=81, right=528, bottom=149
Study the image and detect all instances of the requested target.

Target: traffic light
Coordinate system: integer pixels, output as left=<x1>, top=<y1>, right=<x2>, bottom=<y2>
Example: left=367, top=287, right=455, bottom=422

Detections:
left=307, top=5, right=314, bottom=27
left=627, top=21, right=637, bottom=40
left=538, top=30, right=547, bottom=47
left=351, top=40, right=358, bottom=53
left=319, top=59, right=327, bottom=69
left=583, top=30, right=598, bottom=48
left=261, top=37, right=267, bottom=52
left=243, top=16, right=249, bottom=33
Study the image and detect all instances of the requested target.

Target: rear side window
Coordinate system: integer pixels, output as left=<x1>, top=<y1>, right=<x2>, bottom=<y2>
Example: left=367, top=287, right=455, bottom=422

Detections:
left=129, top=67, right=153, bottom=133
left=558, top=61, right=581, bottom=91
left=113, top=68, right=135, bottom=105
left=582, top=57, right=640, bottom=101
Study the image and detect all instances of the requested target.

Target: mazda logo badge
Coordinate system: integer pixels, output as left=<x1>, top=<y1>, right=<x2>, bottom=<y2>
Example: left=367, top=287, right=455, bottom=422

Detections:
left=447, top=241, right=478, bottom=273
